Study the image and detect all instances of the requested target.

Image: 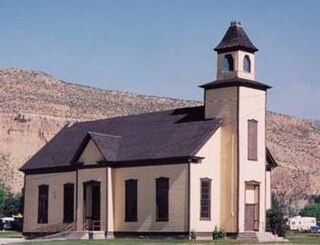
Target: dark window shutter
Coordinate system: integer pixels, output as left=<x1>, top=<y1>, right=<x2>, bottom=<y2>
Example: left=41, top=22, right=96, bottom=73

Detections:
left=248, top=120, right=258, bottom=160
left=156, top=177, right=169, bottom=221
left=200, top=178, right=211, bottom=219
left=38, top=185, right=49, bottom=224
left=63, top=183, right=74, bottom=223
left=125, top=179, right=138, bottom=222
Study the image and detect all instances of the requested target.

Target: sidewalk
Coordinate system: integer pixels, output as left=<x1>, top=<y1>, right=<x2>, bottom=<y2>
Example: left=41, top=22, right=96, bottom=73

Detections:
left=0, top=238, right=25, bottom=244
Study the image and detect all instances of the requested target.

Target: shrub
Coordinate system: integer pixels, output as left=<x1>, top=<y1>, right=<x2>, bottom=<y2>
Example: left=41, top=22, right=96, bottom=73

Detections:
left=212, top=226, right=225, bottom=240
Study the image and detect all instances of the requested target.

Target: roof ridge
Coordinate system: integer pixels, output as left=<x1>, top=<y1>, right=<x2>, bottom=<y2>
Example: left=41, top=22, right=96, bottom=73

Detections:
left=88, top=131, right=122, bottom=139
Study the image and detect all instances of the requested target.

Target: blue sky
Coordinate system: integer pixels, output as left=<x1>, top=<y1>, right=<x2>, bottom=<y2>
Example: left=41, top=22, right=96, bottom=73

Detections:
left=0, top=0, right=319, bottom=118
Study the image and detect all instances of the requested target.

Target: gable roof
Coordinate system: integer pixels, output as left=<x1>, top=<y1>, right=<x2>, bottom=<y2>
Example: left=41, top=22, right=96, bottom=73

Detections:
left=20, top=106, right=222, bottom=172
left=266, top=148, right=278, bottom=170
left=214, top=22, right=258, bottom=53
left=73, top=132, right=121, bottom=163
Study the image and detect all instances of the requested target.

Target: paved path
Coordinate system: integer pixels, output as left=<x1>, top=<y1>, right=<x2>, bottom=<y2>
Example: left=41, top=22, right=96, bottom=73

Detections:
left=0, top=238, right=25, bottom=244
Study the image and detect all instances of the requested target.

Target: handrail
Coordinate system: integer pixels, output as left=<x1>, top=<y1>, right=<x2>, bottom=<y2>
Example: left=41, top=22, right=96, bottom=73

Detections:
left=28, top=221, right=75, bottom=239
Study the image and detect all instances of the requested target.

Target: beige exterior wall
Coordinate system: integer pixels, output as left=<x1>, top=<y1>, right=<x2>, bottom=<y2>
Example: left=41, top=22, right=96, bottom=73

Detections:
left=112, top=164, right=188, bottom=232
left=78, top=139, right=104, bottom=164
left=205, top=87, right=238, bottom=232
left=238, top=86, right=266, bottom=232
left=190, top=127, right=221, bottom=232
left=23, top=171, right=76, bottom=232
left=217, top=51, right=255, bottom=80
left=76, top=168, right=107, bottom=231
left=265, top=170, right=271, bottom=210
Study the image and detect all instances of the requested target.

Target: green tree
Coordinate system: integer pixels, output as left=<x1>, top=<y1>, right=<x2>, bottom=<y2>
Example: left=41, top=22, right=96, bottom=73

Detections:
left=0, top=185, right=8, bottom=215
left=2, top=192, right=22, bottom=217
left=266, top=193, right=289, bottom=237
left=299, top=204, right=320, bottom=220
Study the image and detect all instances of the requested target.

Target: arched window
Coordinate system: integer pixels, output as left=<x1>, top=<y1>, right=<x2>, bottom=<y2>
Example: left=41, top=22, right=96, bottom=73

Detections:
left=223, top=54, right=234, bottom=72
left=243, top=55, right=251, bottom=73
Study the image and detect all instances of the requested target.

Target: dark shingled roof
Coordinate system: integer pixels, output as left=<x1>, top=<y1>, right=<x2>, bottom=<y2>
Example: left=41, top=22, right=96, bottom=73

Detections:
left=200, top=78, right=271, bottom=91
left=214, top=21, right=258, bottom=53
left=20, top=106, right=222, bottom=171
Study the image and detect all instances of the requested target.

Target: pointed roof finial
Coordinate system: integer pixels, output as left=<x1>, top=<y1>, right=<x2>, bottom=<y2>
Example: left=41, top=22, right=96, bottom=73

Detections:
left=230, top=21, right=241, bottom=27
left=214, top=21, right=258, bottom=53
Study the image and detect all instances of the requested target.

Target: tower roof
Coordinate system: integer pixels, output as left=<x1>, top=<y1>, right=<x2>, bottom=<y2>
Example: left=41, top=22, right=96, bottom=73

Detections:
left=214, top=21, right=258, bottom=53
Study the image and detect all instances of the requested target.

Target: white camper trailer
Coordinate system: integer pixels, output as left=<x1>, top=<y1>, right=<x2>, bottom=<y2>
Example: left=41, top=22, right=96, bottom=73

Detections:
left=289, top=216, right=317, bottom=231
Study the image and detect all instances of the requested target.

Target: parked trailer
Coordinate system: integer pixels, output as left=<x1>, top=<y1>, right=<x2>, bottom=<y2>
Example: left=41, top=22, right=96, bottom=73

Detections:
left=289, top=216, right=317, bottom=231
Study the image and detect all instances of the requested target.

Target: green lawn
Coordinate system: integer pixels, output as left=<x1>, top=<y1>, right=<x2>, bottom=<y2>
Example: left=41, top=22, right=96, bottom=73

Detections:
left=0, top=230, right=22, bottom=238
left=286, top=233, right=320, bottom=244
left=19, top=233, right=320, bottom=245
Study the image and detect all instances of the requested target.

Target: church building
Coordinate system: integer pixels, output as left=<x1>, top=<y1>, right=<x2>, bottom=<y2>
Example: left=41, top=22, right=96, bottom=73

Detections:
left=21, top=22, right=277, bottom=239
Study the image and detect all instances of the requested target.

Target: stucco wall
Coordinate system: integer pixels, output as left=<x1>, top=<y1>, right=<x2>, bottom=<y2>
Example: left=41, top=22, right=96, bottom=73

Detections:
left=78, top=139, right=104, bottom=164
left=205, top=87, right=238, bottom=232
left=23, top=171, right=76, bottom=232
left=112, top=164, right=188, bottom=232
left=238, top=86, right=266, bottom=232
left=190, top=127, right=221, bottom=233
left=265, top=170, right=271, bottom=210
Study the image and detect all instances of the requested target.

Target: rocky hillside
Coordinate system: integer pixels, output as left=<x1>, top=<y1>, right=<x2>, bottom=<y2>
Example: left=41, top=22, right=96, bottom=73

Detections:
left=0, top=67, right=319, bottom=207
left=0, top=67, right=200, bottom=193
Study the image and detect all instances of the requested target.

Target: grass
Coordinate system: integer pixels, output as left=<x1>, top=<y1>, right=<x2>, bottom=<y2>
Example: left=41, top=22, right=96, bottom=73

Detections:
left=286, top=233, right=320, bottom=244
left=0, top=230, right=23, bottom=238
left=17, top=233, right=320, bottom=245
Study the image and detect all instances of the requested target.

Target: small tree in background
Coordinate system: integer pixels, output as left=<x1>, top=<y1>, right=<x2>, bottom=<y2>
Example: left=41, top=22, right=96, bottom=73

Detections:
left=2, top=193, right=22, bottom=217
left=266, top=192, right=289, bottom=237
left=299, top=204, right=320, bottom=220
left=308, top=194, right=320, bottom=204
left=0, top=183, right=23, bottom=217
left=0, top=185, right=8, bottom=215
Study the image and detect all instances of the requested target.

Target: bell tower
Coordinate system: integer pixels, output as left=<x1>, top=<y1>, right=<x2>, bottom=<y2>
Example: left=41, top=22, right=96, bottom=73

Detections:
left=215, top=21, right=258, bottom=81
left=200, top=22, right=271, bottom=234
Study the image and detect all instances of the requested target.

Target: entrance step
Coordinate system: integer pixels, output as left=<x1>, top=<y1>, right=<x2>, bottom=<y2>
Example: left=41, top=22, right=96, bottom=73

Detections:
left=238, top=232, right=288, bottom=242
left=69, top=231, right=106, bottom=240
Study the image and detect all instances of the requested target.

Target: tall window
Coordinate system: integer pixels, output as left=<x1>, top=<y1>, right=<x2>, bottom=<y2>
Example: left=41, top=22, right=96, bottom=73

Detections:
left=223, top=54, right=234, bottom=71
left=248, top=119, right=258, bottom=160
left=38, top=184, right=49, bottom=224
left=156, top=177, right=169, bottom=221
left=200, top=178, right=211, bottom=220
left=243, top=55, right=251, bottom=72
left=125, top=179, right=138, bottom=222
left=63, top=183, right=74, bottom=223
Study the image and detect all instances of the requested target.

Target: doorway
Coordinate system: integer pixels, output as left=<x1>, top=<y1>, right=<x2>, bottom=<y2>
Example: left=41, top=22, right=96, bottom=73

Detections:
left=83, top=181, right=101, bottom=230
left=244, top=181, right=259, bottom=231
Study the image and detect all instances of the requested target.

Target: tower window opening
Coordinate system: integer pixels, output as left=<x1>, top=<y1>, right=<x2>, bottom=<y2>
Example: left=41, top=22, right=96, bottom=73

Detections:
left=243, top=55, right=251, bottom=73
left=223, top=54, right=234, bottom=72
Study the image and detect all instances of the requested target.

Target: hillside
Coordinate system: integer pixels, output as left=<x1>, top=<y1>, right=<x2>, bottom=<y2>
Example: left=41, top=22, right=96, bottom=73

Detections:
left=0, top=67, right=319, bottom=206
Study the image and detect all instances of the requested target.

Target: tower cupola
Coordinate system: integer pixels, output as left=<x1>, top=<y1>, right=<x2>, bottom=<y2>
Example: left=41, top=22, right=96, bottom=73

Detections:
left=215, top=21, right=258, bottom=80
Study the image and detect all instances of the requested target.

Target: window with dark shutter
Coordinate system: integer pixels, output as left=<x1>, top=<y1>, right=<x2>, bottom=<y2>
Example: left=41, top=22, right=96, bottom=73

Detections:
left=200, top=178, right=211, bottom=220
left=248, top=119, right=258, bottom=160
left=156, top=177, right=169, bottom=221
left=63, top=183, right=74, bottom=223
left=125, top=179, right=138, bottom=222
left=38, top=184, right=49, bottom=224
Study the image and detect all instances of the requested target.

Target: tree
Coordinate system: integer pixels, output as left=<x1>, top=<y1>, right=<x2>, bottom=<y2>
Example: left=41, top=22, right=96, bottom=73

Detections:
left=0, top=185, right=8, bottom=215
left=2, top=193, right=22, bottom=217
left=309, top=194, right=320, bottom=204
left=300, top=204, right=320, bottom=220
left=266, top=192, right=289, bottom=237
